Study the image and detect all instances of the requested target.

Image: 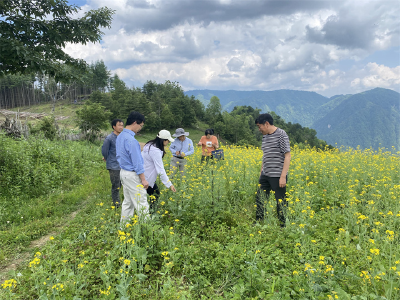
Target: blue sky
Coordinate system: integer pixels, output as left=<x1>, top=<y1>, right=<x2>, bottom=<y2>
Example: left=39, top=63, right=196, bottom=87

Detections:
left=65, top=0, right=400, bottom=96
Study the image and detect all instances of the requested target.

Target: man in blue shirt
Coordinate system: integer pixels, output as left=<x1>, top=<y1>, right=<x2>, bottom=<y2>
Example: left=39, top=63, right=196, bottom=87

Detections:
left=116, top=111, right=149, bottom=223
left=102, top=119, right=124, bottom=207
left=169, top=128, right=194, bottom=177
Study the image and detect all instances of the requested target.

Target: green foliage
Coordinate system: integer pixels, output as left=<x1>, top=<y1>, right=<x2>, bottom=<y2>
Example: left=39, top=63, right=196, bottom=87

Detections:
left=2, top=146, right=399, bottom=299
left=75, top=101, right=111, bottom=142
left=205, top=95, right=222, bottom=125
left=29, top=116, right=58, bottom=140
left=0, top=0, right=114, bottom=81
left=0, top=136, right=103, bottom=270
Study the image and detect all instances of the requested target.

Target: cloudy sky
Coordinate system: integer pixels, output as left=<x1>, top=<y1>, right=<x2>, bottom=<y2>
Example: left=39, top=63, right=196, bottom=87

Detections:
left=65, top=0, right=400, bottom=97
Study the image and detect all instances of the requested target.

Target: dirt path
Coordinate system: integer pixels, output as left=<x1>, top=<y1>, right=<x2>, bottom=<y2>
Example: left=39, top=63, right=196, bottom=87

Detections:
left=0, top=208, right=83, bottom=284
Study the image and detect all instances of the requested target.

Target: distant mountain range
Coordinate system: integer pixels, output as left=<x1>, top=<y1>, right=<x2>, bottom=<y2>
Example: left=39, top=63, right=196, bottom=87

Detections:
left=184, top=88, right=400, bottom=150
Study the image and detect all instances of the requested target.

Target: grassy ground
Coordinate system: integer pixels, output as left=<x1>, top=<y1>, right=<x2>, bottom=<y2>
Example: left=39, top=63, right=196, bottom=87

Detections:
left=1, top=145, right=399, bottom=299
left=2, top=99, right=79, bottom=129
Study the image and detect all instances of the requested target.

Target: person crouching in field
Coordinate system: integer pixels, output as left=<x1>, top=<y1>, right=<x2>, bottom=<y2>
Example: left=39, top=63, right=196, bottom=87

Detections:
left=169, top=128, right=194, bottom=177
left=101, top=119, right=124, bottom=208
left=255, top=113, right=291, bottom=228
left=142, top=130, right=177, bottom=212
left=116, top=111, right=149, bottom=224
left=198, top=129, right=219, bottom=163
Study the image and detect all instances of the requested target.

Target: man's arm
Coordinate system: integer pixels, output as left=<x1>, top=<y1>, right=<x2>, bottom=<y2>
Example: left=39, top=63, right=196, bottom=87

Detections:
left=169, top=141, right=177, bottom=155
left=101, top=137, right=110, bottom=161
left=279, top=152, right=291, bottom=188
left=138, top=173, right=149, bottom=189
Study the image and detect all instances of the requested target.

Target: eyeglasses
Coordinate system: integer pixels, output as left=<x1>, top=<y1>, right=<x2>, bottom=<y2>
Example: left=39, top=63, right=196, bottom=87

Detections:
left=138, top=123, right=144, bottom=128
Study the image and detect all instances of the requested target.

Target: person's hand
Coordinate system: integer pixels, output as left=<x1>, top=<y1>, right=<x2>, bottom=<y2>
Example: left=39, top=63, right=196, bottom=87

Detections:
left=141, top=179, right=149, bottom=189
left=181, top=152, right=186, bottom=157
left=279, top=176, right=286, bottom=188
left=197, top=142, right=202, bottom=146
left=175, top=151, right=180, bottom=155
left=102, top=157, right=106, bottom=162
left=170, top=185, right=176, bottom=192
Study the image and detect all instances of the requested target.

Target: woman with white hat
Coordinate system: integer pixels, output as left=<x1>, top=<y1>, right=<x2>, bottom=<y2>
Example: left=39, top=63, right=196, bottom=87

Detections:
left=142, top=130, right=177, bottom=212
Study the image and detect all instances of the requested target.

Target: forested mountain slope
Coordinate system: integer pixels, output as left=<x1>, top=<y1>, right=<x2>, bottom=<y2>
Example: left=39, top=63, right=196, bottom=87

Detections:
left=186, top=88, right=400, bottom=150
left=184, top=89, right=329, bottom=127
left=312, top=88, right=400, bottom=150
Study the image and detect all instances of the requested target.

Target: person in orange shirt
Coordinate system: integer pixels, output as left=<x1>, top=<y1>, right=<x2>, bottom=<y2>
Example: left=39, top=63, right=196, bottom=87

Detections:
left=197, top=129, right=219, bottom=163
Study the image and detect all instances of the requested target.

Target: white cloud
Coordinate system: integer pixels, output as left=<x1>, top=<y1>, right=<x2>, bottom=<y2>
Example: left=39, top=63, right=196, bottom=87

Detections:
left=360, top=63, right=400, bottom=88
left=64, top=0, right=400, bottom=96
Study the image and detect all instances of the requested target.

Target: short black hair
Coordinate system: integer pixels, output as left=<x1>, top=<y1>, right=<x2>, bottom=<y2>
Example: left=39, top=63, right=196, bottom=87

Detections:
left=126, top=111, right=145, bottom=126
left=255, top=113, right=274, bottom=125
left=205, top=128, right=214, bottom=135
left=111, top=119, right=123, bottom=128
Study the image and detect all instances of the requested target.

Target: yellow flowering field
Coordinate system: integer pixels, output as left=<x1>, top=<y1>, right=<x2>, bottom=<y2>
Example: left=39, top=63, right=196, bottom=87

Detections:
left=1, top=145, right=399, bottom=299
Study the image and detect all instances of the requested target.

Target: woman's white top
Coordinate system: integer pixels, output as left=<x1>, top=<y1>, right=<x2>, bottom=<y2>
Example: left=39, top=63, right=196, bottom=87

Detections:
left=142, top=144, right=172, bottom=189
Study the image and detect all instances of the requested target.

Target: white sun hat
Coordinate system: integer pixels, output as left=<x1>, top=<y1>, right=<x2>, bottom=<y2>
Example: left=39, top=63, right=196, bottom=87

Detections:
left=157, top=130, right=175, bottom=142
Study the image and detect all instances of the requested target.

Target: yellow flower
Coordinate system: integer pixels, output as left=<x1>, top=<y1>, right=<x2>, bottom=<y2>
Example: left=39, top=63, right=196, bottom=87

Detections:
left=124, top=259, right=131, bottom=266
left=49, top=236, right=54, bottom=240
left=1, top=279, right=17, bottom=289
left=370, top=248, right=380, bottom=256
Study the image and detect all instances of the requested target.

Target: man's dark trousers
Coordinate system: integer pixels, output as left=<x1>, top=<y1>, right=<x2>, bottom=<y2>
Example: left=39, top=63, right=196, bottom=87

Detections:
left=256, top=174, right=288, bottom=226
left=109, top=169, right=121, bottom=207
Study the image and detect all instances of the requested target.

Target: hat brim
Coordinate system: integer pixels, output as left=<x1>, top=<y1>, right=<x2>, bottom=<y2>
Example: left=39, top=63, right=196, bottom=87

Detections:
left=172, top=132, right=189, bottom=137
left=167, top=137, right=175, bottom=142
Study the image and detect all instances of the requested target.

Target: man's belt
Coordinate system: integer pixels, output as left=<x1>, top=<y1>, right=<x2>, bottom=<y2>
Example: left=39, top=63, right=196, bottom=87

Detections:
left=174, top=156, right=185, bottom=159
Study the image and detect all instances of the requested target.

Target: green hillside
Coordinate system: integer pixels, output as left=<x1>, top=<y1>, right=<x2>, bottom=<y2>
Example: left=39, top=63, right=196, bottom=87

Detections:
left=312, top=88, right=400, bottom=150
left=184, top=89, right=330, bottom=127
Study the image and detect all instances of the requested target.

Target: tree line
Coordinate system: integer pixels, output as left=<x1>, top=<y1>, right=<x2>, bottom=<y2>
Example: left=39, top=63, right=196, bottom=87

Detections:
left=0, top=61, right=110, bottom=109
left=0, top=65, right=329, bottom=148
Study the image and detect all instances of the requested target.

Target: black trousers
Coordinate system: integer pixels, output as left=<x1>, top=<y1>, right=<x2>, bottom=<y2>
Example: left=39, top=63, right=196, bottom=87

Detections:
left=108, top=169, right=121, bottom=207
left=146, top=183, right=160, bottom=212
left=201, top=155, right=213, bottom=163
left=256, top=174, right=288, bottom=226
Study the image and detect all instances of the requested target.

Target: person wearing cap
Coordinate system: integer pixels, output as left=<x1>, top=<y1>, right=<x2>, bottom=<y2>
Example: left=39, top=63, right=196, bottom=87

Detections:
left=198, top=128, right=219, bottom=163
left=142, top=130, right=177, bottom=212
left=169, top=128, right=195, bottom=177
left=116, top=111, right=148, bottom=223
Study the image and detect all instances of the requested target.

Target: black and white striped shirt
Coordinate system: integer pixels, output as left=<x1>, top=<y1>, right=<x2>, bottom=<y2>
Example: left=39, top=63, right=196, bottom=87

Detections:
left=261, top=128, right=290, bottom=177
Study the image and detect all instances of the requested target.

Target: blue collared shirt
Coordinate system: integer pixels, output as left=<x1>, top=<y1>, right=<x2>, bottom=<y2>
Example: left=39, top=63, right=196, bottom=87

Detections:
left=116, top=129, right=144, bottom=174
left=101, top=132, right=120, bottom=170
left=169, top=137, right=194, bottom=158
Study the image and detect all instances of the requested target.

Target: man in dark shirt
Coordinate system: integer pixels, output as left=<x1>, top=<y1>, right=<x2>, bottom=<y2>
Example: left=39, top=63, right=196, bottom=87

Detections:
left=102, top=119, right=124, bottom=207
left=255, top=113, right=291, bottom=227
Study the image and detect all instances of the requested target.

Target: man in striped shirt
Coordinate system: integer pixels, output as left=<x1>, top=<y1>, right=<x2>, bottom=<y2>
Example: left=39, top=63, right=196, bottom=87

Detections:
left=255, top=113, right=291, bottom=227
